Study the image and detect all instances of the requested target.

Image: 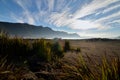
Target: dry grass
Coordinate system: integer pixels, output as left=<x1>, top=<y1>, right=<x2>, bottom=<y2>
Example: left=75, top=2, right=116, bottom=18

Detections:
left=0, top=32, right=120, bottom=80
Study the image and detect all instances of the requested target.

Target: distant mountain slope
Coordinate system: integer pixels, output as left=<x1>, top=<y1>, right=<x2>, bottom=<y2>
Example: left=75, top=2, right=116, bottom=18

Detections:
left=117, top=36, right=120, bottom=39
left=0, top=22, right=80, bottom=39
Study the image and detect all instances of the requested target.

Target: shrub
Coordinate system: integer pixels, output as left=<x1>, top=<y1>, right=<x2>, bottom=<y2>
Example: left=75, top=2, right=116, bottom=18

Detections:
left=62, top=54, right=93, bottom=80
left=32, top=39, right=51, bottom=62
left=51, top=42, right=63, bottom=59
left=64, top=40, right=70, bottom=52
left=0, top=37, right=31, bottom=63
left=76, top=48, right=81, bottom=53
left=0, top=29, right=9, bottom=39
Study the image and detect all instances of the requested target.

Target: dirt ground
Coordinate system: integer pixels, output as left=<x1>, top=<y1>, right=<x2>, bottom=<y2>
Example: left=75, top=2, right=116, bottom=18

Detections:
left=59, top=40, right=120, bottom=65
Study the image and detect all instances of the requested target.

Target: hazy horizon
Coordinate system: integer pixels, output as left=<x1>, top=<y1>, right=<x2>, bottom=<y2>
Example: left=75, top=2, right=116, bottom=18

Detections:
left=0, top=0, right=120, bottom=39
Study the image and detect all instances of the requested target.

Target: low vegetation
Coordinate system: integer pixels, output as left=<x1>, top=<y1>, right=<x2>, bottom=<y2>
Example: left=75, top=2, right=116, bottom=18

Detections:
left=0, top=32, right=120, bottom=80
left=64, top=40, right=70, bottom=52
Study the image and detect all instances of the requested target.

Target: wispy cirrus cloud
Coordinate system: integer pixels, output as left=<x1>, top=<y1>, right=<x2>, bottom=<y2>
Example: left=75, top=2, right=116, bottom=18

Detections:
left=10, top=13, right=24, bottom=23
left=45, top=0, right=120, bottom=38
left=95, top=11, right=120, bottom=23
left=13, top=0, right=35, bottom=24
left=73, top=0, right=118, bottom=19
left=110, top=19, right=120, bottom=24
left=102, top=4, right=120, bottom=14
left=0, top=0, right=120, bottom=38
left=47, top=0, right=54, bottom=12
left=46, top=0, right=120, bottom=30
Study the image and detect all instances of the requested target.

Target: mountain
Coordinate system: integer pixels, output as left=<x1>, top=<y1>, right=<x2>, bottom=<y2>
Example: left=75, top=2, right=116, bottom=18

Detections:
left=0, top=22, right=80, bottom=39
left=117, top=36, right=120, bottom=39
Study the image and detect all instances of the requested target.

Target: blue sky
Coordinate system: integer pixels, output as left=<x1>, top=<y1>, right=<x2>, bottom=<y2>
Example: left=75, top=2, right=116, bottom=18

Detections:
left=0, top=0, right=120, bottom=38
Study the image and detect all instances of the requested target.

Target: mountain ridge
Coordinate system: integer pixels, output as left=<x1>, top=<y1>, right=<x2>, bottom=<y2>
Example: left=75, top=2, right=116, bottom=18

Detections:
left=0, top=21, right=80, bottom=39
left=117, top=36, right=120, bottom=39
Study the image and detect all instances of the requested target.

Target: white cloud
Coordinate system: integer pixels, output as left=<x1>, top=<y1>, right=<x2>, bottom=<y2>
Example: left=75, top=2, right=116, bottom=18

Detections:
left=47, top=8, right=70, bottom=26
left=47, top=0, right=54, bottom=11
left=102, top=4, right=120, bottom=13
left=36, top=0, right=42, bottom=12
left=22, top=11, right=35, bottom=24
left=1, top=0, right=119, bottom=38
left=107, top=19, right=120, bottom=24
left=10, top=13, right=24, bottom=23
left=15, top=0, right=32, bottom=10
left=48, top=11, right=104, bottom=30
left=69, top=20, right=102, bottom=30
left=73, top=0, right=118, bottom=19
left=13, top=0, right=35, bottom=24
left=46, top=0, right=119, bottom=30
left=112, top=19, right=120, bottom=23
left=77, top=31, right=116, bottom=38
left=15, top=0, right=27, bottom=11
left=95, top=11, right=120, bottom=23
left=11, top=0, right=120, bottom=31
left=55, top=0, right=66, bottom=11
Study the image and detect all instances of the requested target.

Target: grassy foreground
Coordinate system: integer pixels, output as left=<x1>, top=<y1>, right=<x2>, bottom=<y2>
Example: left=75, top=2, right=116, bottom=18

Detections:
left=0, top=33, right=120, bottom=80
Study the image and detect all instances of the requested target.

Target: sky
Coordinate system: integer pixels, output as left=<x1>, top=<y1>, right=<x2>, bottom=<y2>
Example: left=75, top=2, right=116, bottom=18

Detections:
left=0, top=0, right=120, bottom=38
